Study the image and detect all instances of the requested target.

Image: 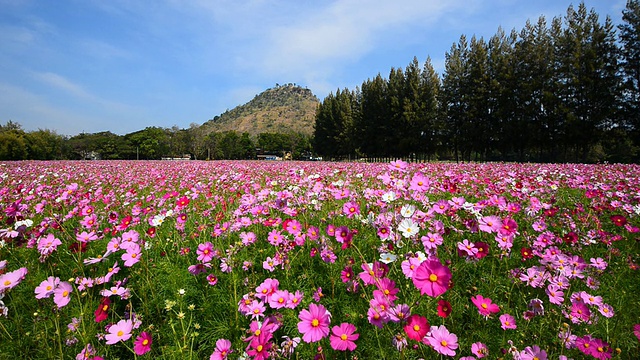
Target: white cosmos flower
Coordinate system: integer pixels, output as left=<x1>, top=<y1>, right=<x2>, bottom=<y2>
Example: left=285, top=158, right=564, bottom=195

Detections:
left=397, top=218, right=420, bottom=238
left=400, top=204, right=415, bottom=218
left=381, top=191, right=397, bottom=203
left=150, top=214, right=165, bottom=227
left=379, top=253, right=397, bottom=264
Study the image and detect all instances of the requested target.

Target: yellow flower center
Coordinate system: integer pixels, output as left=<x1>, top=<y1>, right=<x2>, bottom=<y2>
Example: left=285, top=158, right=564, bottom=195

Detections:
left=3, top=280, right=10, bottom=286
left=312, top=319, right=319, bottom=327
left=441, top=340, right=448, bottom=347
left=142, top=339, right=149, bottom=346
left=413, top=325, right=420, bottom=332
left=429, top=274, right=438, bottom=282
left=257, top=345, right=263, bottom=352
left=62, top=291, right=69, bottom=297
left=117, top=330, right=124, bottom=336
left=341, top=334, right=348, bottom=341
left=481, top=303, right=488, bottom=309
left=255, top=329, right=261, bottom=336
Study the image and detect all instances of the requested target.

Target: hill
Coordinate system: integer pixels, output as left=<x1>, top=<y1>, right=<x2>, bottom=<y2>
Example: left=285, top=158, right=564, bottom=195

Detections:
left=201, top=84, right=319, bottom=137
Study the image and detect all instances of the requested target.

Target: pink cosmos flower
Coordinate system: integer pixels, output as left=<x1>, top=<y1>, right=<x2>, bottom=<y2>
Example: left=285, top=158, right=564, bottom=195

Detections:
left=37, top=234, right=61, bottom=255
left=105, top=319, right=133, bottom=345
left=284, top=219, right=302, bottom=236
left=286, top=290, right=303, bottom=309
left=570, top=299, right=591, bottom=323
left=197, top=242, right=215, bottom=263
left=210, top=338, right=232, bottom=360
left=421, top=232, right=443, bottom=250
left=633, top=324, right=640, bottom=341
left=34, top=276, right=60, bottom=299
left=401, top=257, right=422, bottom=278
left=373, top=277, right=399, bottom=303
left=53, top=281, right=73, bottom=308
left=267, top=229, right=284, bottom=246
left=268, top=290, right=290, bottom=309
left=0, top=267, right=29, bottom=294
left=589, top=337, right=613, bottom=360
left=133, top=331, right=152, bottom=355
left=255, top=278, right=279, bottom=301
left=471, top=295, right=500, bottom=317
left=425, top=325, right=458, bottom=356
left=478, top=215, right=501, bottom=233
left=121, top=246, right=141, bottom=267
left=297, top=303, right=331, bottom=343
left=409, top=172, right=430, bottom=191
left=77, top=231, right=98, bottom=242
left=389, top=159, right=409, bottom=172
left=329, top=322, right=359, bottom=351
left=518, top=345, right=547, bottom=360
left=471, top=341, right=489, bottom=358
left=412, top=258, right=451, bottom=298
left=499, top=313, right=517, bottom=330
left=207, top=274, right=218, bottom=286
left=367, top=307, right=388, bottom=328
left=404, top=314, right=428, bottom=341
left=246, top=332, right=272, bottom=360
left=247, top=300, right=266, bottom=320
left=388, top=303, right=410, bottom=322
left=342, top=201, right=360, bottom=218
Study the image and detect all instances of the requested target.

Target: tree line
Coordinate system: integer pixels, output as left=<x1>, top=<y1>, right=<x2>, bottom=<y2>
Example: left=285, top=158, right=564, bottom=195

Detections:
left=0, top=121, right=312, bottom=161
left=313, top=1, right=640, bottom=163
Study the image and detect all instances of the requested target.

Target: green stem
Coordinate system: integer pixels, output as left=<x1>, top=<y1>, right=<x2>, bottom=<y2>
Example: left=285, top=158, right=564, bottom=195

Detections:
left=0, top=320, right=13, bottom=340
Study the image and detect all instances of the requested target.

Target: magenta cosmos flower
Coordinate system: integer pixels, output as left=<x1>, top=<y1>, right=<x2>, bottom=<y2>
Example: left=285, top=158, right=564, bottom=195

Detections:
left=425, top=325, right=458, bottom=356
left=329, top=322, right=359, bottom=351
left=412, top=258, right=451, bottom=297
left=133, top=331, right=152, bottom=355
left=404, top=314, right=429, bottom=341
left=297, top=303, right=331, bottom=343
left=471, top=295, right=500, bottom=317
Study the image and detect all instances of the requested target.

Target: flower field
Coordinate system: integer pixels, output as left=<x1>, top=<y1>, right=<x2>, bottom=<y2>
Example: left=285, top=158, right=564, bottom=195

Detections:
left=1, top=160, right=639, bottom=359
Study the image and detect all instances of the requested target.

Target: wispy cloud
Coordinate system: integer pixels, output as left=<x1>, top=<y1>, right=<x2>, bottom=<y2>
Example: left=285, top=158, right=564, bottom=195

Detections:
left=30, top=71, right=140, bottom=113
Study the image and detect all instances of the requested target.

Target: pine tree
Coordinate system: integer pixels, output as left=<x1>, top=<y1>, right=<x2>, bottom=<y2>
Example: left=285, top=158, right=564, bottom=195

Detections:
left=441, top=35, right=470, bottom=162
left=619, top=0, right=640, bottom=155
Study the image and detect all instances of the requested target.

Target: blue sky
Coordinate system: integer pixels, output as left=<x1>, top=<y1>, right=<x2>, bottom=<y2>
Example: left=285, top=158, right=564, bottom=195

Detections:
left=0, top=0, right=627, bottom=136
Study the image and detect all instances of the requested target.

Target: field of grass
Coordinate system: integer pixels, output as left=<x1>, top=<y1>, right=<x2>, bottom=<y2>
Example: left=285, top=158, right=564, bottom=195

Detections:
left=0, top=160, right=639, bottom=359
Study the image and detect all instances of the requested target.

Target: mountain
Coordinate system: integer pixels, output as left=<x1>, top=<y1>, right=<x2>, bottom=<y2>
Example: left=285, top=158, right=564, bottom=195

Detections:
left=201, top=83, right=319, bottom=137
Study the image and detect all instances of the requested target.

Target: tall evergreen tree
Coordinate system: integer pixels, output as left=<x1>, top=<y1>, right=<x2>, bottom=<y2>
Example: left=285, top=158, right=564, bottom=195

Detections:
left=619, top=0, right=640, bottom=155
left=441, top=35, right=471, bottom=162
left=419, top=57, right=441, bottom=159
left=556, top=3, right=621, bottom=162
left=358, top=74, right=389, bottom=158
